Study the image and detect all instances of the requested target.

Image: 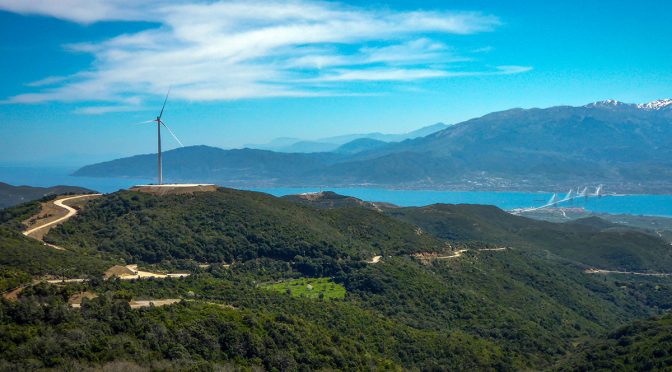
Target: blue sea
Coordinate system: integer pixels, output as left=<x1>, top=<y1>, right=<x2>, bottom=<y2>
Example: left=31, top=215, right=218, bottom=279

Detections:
left=0, top=166, right=153, bottom=194
left=253, top=187, right=672, bottom=217
left=1, top=166, right=671, bottom=217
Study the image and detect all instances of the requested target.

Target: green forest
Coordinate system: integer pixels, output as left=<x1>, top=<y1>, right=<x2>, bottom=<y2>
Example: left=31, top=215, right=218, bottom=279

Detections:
left=2, top=188, right=672, bottom=370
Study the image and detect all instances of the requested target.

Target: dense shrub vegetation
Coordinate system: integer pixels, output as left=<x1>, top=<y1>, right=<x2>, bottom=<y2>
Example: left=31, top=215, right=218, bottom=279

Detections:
left=386, top=204, right=672, bottom=271
left=0, top=198, right=44, bottom=230
left=0, top=227, right=112, bottom=291
left=46, top=189, right=443, bottom=268
left=0, top=275, right=513, bottom=371
left=260, top=277, right=346, bottom=300
left=2, top=189, right=672, bottom=370
left=559, top=313, right=672, bottom=370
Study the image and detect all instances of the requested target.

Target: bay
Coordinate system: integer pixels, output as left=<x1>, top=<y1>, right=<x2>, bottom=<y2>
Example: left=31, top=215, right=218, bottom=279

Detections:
left=1, top=166, right=670, bottom=217
left=252, top=187, right=672, bottom=217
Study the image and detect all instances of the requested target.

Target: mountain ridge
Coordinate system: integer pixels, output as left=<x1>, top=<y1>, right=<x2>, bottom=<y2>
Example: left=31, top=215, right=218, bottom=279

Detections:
left=246, top=122, right=449, bottom=153
left=73, top=100, right=672, bottom=193
left=585, top=98, right=672, bottom=110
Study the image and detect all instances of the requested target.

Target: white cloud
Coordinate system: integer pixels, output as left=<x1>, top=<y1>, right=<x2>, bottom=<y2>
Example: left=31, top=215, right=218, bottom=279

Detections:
left=313, top=65, right=534, bottom=82
left=74, top=105, right=144, bottom=115
left=0, top=0, right=164, bottom=23
left=0, top=0, right=530, bottom=112
left=25, top=75, right=70, bottom=87
left=494, top=65, right=534, bottom=74
left=314, top=68, right=451, bottom=82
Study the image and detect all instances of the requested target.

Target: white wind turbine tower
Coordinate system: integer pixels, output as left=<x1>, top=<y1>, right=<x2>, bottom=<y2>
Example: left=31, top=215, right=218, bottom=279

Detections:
left=139, top=88, right=184, bottom=185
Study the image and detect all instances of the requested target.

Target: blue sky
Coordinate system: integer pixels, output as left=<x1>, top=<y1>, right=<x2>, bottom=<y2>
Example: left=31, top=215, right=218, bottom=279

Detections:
left=0, top=0, right=670, bottom=166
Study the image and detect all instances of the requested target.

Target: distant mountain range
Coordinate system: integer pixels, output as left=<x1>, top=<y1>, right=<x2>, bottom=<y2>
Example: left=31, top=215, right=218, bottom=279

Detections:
left=74, top=99, right=672, bottom=193
left=246, top=123, right=449, bottom=153
left=0, top=182, right=93, bottom=209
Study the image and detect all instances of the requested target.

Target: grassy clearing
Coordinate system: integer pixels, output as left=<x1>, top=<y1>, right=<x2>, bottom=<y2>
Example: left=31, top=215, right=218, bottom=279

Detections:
left=260, top=277, right=346, bottom=300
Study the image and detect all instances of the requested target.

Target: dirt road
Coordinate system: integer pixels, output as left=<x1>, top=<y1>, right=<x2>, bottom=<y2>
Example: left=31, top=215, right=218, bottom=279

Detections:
left=412, top=247, right=508, bottom=264
left=22, top=194, right=101, bottom=247
left=45, top=278, right=89, bottom=284
left=478, top=247, right=508, bottom=252
left=431, top=248, right=507, bottom=259
left=437, top=249, right=470, bottom=259
left=129, top=299, right=181, bottom=309
left=584, top=268, right=672, bottom=277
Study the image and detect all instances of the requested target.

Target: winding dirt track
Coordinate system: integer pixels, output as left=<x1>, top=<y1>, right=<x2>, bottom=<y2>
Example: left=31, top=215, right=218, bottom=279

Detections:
left=23, top=194, right=101, bottom=249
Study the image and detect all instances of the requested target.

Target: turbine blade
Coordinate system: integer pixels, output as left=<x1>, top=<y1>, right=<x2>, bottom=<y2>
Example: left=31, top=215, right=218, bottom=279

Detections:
left=158, top=86, right=171, bottom=120
left=160, top=120, right=184, bottom=147
left=135, top=120, right=155, bottom=125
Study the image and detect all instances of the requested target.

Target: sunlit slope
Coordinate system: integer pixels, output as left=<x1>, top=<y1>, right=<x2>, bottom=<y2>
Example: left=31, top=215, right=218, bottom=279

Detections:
left=4, top=189, right=672, bottom=369
left=45, top=188, right=444, bottom=264
left=386, top=204, right=672, bottom=272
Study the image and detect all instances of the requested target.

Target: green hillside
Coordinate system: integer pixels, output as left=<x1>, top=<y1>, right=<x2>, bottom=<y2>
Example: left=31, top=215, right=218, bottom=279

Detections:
left=386, top=204, right=672, bottom=272
left=3, top=244, right=671, bottom=370
left=0, top=201, right=113, bottom=291
left=0, top=227, right=112, bottom=291
left=281, top=190, right=395, bottom=210
left=559, top=313, right=672, bottom=370
left=2, top=189, right=672, bottom=370
left=45, top=188, right=443, bottom=268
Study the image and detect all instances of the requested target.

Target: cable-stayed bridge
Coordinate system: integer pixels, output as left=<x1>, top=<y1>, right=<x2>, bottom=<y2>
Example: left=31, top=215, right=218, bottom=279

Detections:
left=512, top=185, right=604, bottom=213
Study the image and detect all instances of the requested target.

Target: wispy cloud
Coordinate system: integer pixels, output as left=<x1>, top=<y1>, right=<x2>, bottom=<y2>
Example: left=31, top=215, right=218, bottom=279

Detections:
left=493, top=65, right=533, bottom=75
left=314, top=68, right=451, bottom=82
left=73, top=105, right=146, bottom=115
left=0, top=0, right=530, bottom=113
left=25, top=75, right=70, bottom=87
left=0, top=0, right=163, bottom=23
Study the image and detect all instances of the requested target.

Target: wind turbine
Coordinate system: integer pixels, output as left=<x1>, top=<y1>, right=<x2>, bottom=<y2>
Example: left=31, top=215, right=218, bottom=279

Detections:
left=139, top=88, right=184, bottom=185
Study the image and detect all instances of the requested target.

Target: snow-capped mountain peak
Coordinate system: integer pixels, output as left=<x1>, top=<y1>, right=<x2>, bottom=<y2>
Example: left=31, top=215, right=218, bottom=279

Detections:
left=584, top=98, right=672, bottom=111
left=584, top=99, right=629, bottom=108
left=637, top=99, right=672, bottom=111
